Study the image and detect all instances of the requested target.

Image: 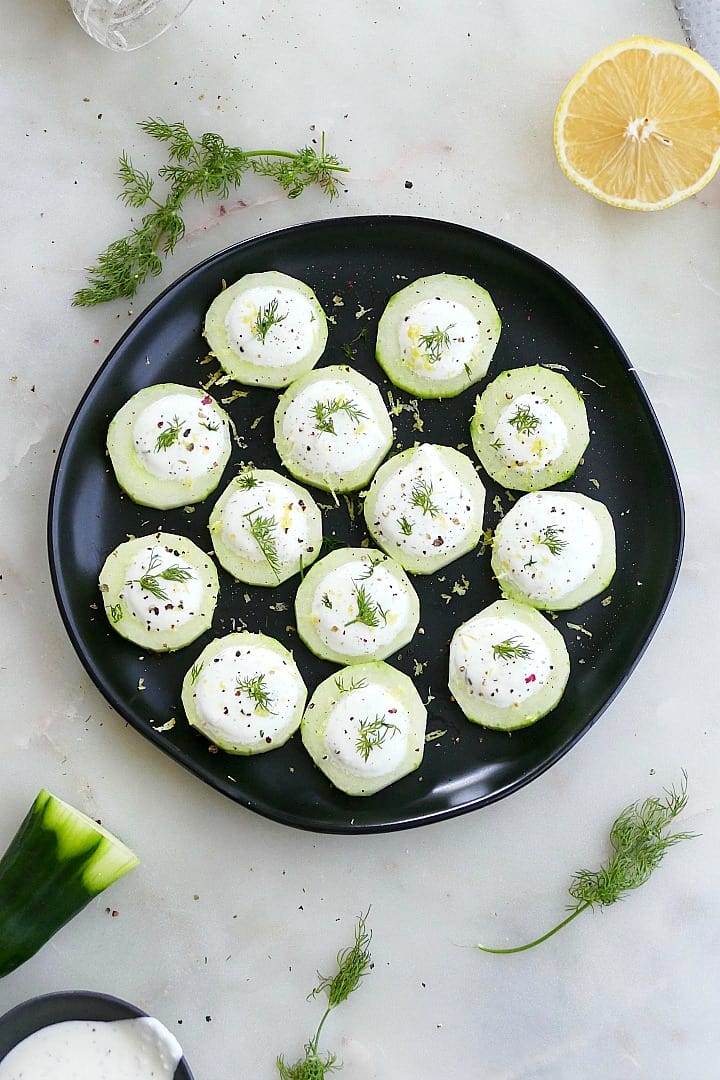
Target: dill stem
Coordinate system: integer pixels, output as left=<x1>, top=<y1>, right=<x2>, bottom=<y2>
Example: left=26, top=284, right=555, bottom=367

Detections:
left=477, top=902, right=590, bottom=954
left=309, top=1007, right=332, bottom=1056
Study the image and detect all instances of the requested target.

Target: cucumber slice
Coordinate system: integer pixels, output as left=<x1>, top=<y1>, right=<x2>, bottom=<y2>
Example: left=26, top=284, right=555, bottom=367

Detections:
left=470, top=365, right=590, bottom=491
left=448, top=599, right=570, bottom=730
left=0, top=789, right=139, bottom=977
left=209, top=468, right=322, bottom=586
left=106, top=383, right=232, bottom=510
left=363, top=443, right=487, bottom=574
left=375, top=273, right=501, bottom=398
left=294, top=547, right=420, bottom=665
left=274, top=364, right=394, bottom=492
left=203, top=270, right=328, bottom=388
left=301, top=662, right=427, bottom=796
left=181, top=632, right=307, bottom=755
left=491, top=491, right=616, bottom=610
left=99, top=531, right=219, bottom=651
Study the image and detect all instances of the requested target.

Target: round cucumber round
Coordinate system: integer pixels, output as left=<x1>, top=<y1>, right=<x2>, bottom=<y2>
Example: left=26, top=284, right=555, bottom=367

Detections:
left=301, top=661, right=427, bottom=796
left=294, top=547, right=420, bottom=665
left=448, top=599, right=570, bottom=730
left=273, top=364, right=394, bottom=492
left=209, top=468, right=323, bottom=587
left=106, top=383, right=232, bottom=510
left=203, top=270, right=328, bottom=388
left=375, top=272, right=501, bottom=398
left=99, top=531, right=219, bottom=651
left=181, top=632, right=307, bottom=755
left=491, top=490, right=616, bottom=610
left=470, top=365, right=590, bottom=491
left=363, top=443, right=487, bottom=574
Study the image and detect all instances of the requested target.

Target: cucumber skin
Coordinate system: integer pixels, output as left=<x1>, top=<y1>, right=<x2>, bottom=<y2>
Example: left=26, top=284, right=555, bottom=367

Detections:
left=0, top=792, right=137, bottom=978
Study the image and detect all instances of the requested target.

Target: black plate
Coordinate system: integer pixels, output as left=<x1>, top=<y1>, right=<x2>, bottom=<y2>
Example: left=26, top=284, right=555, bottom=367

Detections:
left=0, top=991, right=193, bottom=1077
left=48, top=216, right=683, bottom=833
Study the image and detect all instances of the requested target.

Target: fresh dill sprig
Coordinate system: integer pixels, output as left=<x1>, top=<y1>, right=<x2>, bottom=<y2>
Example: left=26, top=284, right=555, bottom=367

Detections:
left=508, top=404, right=540, bottom=435
left=126, top=551, right=193, bottom=601
left=537, top=525, right=567, bottom=555
left=418, top=324, right=454, bottom=364
left=344, top=583, right=387, bottom=629
left=489, top=437, right=504, bottom=452
left=409, top=478, right=440, bottom=517
left=253, top=297, right=287, bottom=343
left=236, top=673, right=275, bottom=713
left=190, top=661, right=204, bottom=684
left=277, top=911, right=372, bottom=1080
left=477, top=773, right=696, bottom=954
left=244, top=507, right=282, bottom=579
left=311, top=396, right=367, bottom=436
left=154, top=414, right=185, bottom=451
left=492, top=637, right=533, bottom=661
left=398, top=515, right=413, bottom=536
left=334, top=675, right=369, bottom=694
left=235, top=468, right=259, bottom=490
left=356, top=715, right=400, bottom=762
left=321, top=592, right=333, bottom=609
left=73, top=121, right=349, bottom=306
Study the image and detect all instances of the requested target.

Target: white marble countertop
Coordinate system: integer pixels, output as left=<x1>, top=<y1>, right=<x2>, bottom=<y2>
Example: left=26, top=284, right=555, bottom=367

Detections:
left=1, top=1, right=718, bottom=1077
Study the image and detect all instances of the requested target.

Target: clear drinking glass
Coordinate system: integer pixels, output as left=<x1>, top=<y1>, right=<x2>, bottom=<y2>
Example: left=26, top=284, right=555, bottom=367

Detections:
left=69, top=0, right=195, bottom=51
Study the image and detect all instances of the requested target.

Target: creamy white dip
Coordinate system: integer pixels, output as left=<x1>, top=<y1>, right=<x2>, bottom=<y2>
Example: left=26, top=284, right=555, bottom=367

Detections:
left=225, top=285, right=317, bottom=367
left=133, top=392, right=228, bottom=481
left=397, top=296, right=480, bottom=379
left=0, top=1016, right=182, bottom=1080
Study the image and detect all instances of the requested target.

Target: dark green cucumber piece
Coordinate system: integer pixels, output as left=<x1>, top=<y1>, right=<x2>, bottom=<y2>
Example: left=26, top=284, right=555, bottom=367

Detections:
left=0, top=789, right=139, bottom=977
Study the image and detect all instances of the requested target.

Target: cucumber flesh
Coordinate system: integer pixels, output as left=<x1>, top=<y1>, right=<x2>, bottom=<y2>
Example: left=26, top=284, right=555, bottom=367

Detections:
left=491, top=491, right=616, bottom=610
left=448, top=599, right=570, bottom=729
left=470, top=365, right=590, bottom=491
left=294, top=547, right=420, bottom=664
left=106, top=383, right=232, bottom=510
left=0, top=789, right=139, bottom=978
left=181, top=632, right=307, bottom=755
left=203, top=271, right=328, bottom=388
left=375, top=273, right=501, bottom=398
left=209, top=468, right=323, bottom=586
left=363, top=443, right=487, bottom=574
left=301, top=662, right=427, bottom=796
left=99, top=531, right=219, bottom=652
left=274, top=365, right=393, bottom=492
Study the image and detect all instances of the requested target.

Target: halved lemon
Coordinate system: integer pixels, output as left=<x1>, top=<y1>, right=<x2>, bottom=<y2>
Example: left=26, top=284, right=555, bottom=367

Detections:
left=554, top=36, right=720, bottom=210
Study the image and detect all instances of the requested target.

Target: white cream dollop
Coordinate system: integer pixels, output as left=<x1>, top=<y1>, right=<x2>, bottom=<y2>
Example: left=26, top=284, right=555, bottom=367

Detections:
left=0, top=1017, right=183, bottom=1080
left=218, top=478, right=314, bottom=566
left=494, top=491, right=604, bottom=603
left=225, top=285, right=317, bottom=367
left=372, top=444, right=479, bottom=557
left=494, top=393, right=569, bottom=472
left=120, top=542, right=204, bottom=632
left=324, top=685, right=410, bottom=777
left=398, top=296, right=480, bottom=379
left=133, top=392, right=227, bottom=480
left=193, top=643, right=305, bottom=750
left=279, top=377, right=388, bottom=477
left=449, top=614, right=552, bottom=709
left=309, top=559, right=413, bottom=658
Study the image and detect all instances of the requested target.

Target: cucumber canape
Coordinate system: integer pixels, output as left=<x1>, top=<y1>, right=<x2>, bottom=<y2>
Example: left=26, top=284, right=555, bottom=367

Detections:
left=106, top=383, right=232, bottom=510
left=301, top=662, right=427, bottom=796
left=181, top=632, right=307, bottom=755
left=99, top=531, right=219, bottom=651
left=363, top=443, right=487, bottom=574
left=294, top=547, right=420, bottom=665
left=209, top=468, right=322, bottom=586
left=274, top=364, right=393, bottom=492
left=448, top=599, right=570, bottom=730
left=0, top=789, right=139, bottom=977
left=491, top=490, right=616, bottom=610
left=470, top=365, right=590, bottom=491
left=203, top=270, right=328, bottom=388
left=375, top=272, right=501, bottom=398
